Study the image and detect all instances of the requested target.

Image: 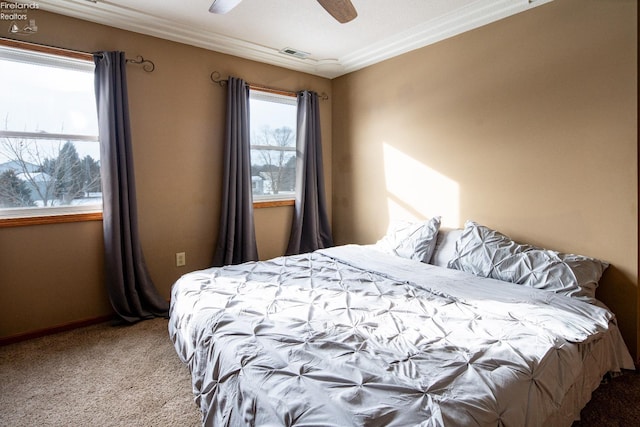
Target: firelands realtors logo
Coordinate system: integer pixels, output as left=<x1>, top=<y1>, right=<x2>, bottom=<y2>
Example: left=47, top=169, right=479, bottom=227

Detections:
left=1, top=2, right=39, bottom=35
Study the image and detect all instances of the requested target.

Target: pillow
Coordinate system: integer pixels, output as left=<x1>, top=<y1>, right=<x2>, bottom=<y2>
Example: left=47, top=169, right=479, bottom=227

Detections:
left=429, top=227, right=463, bottom=267
left=375, top=216, right=441, bottom=263
left=447, top=221, right=608, bottom=302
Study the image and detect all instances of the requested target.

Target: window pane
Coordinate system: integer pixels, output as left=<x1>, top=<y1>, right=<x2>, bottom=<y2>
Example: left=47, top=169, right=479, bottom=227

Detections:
left=250, top=148, right=296, bottom=197
left=0, top=138, right=101, bottom=211
left=0, top=44, right=101, bottom=219
left=0, top=53, right=98, bottom=135
left=249, top=90, right=297, bottom=201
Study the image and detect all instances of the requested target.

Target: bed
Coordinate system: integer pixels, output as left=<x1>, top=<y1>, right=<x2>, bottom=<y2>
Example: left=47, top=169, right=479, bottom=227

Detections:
left=169, top=219, right=634, bottom=426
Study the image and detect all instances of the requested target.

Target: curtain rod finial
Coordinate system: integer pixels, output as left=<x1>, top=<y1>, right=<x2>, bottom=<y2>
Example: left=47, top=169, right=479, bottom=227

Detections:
left=210, top=70, right=228, bottom=87
left=126, top=55, right=155, bottom=72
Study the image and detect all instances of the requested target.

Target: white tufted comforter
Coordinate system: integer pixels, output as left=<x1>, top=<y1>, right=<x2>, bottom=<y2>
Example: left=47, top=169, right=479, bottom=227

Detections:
left=169, top=245, right=633, bottom=427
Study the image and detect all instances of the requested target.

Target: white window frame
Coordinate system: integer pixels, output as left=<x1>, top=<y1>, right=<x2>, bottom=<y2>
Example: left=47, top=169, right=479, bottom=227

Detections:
left=0, top=40, right=101, bottom=226
left=249, top=88, right=298, bottom=206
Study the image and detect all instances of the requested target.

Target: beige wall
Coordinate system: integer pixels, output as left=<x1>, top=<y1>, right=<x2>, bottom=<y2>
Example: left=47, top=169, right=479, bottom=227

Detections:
left=332, top=0, right=638, bottom=358
left=0, top=11, right=331, bottom=338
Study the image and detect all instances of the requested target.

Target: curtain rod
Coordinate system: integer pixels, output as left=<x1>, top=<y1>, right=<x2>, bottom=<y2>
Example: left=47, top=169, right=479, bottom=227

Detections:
left=210, top=71, right=329, bottom=100
left=0, top=37, right=155, bottom=72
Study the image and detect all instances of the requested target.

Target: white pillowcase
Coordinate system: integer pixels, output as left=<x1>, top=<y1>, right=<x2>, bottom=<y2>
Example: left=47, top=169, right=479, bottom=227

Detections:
left=375, top=216, right=441, bottom=263
left=428, top=227, right=463, bottom=267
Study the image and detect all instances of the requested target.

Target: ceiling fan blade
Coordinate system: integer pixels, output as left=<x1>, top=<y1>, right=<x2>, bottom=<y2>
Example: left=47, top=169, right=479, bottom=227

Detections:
left=316, top=0, right=358, bottom=23
left=209, top=0, right=243, bottom=14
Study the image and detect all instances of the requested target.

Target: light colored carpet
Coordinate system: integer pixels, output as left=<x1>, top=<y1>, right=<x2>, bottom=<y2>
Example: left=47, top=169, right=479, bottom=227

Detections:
left=0, top=318, right=201, bottom=427
left=1, top=317, right=638, bottom=426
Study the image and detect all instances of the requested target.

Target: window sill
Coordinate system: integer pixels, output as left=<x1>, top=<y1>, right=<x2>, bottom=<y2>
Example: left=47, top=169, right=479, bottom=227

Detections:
left=253, top=199, right=294, bottom=209
left=0, top=212, right=103, bottom=228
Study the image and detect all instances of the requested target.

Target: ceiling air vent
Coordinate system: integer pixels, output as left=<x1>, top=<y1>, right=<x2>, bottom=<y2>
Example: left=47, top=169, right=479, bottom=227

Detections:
left=279, top=47, right=310, bottom=59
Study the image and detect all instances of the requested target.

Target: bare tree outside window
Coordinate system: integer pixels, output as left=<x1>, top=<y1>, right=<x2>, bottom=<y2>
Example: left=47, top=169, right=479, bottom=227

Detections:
left=251, top=125, right=296, bottom=196
left=0, top=136, right=101, bottom=208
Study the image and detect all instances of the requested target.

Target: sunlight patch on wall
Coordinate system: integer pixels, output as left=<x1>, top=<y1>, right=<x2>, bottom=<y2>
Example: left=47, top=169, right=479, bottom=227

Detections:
left=383, top=143, right=459, bottom=227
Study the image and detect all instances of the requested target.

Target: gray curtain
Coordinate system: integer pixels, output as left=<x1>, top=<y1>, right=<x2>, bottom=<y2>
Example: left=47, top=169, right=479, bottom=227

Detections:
left=213, top=77, right=259, bottom=266
left=286, top=91, right=333, bottom=255
left=94, top=51, right=169, bottom=322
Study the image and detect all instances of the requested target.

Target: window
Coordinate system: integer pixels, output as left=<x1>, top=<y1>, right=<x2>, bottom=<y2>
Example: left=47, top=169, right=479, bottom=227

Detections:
left=0, top=41, right=101, bottom=224
left=249, top=89, right=297, bottom=205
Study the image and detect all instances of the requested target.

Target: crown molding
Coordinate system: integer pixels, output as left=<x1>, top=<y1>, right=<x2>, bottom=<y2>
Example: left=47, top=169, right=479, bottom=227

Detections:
left=339, top=0, right=553, bottom=75
left=35, top=0, right=552, bottom=80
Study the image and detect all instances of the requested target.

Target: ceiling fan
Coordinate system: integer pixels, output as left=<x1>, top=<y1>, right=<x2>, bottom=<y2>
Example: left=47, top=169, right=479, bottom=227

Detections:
left=209, top=0, right=358, bottom=24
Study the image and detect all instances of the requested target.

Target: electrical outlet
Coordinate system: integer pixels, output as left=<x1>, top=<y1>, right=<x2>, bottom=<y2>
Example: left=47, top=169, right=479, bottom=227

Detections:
left=176, top=252, right=186, bottom=267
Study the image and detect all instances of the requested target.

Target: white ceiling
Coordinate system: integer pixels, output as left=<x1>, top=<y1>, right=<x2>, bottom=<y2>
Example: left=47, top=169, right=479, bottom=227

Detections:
left=36, top=0, right=552, bottom=79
